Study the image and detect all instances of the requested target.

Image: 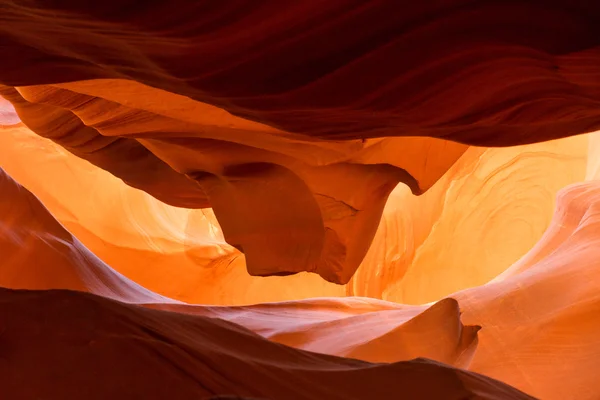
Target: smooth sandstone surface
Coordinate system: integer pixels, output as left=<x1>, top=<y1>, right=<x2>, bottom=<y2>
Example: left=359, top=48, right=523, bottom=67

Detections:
left=3, top=2, right=600, bottom=399
left=2, top=0, right=600, bottom=282
left=0, top=165, right=531, bottom=399
left=3, top=124, right=600, bottom=398
left=0, top=82, right=466, bottom=284
left=0, top=288, right=535, bottom=400
left=3, top=151, right=600, bottom=398
left=0, top=120, right=588, bottom=304
left=0, top=166, right=175, bottom=304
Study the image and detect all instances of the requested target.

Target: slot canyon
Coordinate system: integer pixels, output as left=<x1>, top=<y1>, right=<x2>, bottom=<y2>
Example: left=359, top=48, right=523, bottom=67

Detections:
left=2, top=1, right=600, bottom=399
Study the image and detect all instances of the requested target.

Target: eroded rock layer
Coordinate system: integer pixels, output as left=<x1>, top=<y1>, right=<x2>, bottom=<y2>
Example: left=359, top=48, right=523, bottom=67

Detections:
left=2, top=2, right=600, bottom=399
left=0, top=119, right=589, bottom=305
left=1, top=1, right=600, bottom=144
left=2, top=1, right=600, bottom=281
left=0, top=288, right=534, bottom=400
left=4, top=151, right=600, bottom=398
left=0, top=82, right=467, bottom=283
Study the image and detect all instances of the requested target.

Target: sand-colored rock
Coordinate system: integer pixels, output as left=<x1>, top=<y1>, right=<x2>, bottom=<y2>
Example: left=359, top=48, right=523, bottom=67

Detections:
left=3, top=2, right=600, bottom=399
left=0, top=167, right=482, bottom=372
left=0, top=118, right=589, bottom=306
left=0, top=167, right=173, bottom=304
left=3, top=163, right=600, bottom=398
left=2, top=1, right=600, bottom=283
left=351, top=135, right=588, bottom=303
left=1, top=83, right=466, bottom=284
left=0, top=122, right=345, bottom=303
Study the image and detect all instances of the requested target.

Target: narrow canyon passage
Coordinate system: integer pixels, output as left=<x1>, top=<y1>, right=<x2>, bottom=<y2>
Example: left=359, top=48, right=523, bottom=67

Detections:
left=2, top=2, right=600, bottom=399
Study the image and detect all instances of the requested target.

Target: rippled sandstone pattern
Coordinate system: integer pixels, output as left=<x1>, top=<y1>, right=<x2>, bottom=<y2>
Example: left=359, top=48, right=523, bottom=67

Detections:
left=2, top=0, right=600, bottom=282
left=0, top=82, right=468, bottom=284
left=3, top=2, right=600, bottom=399
left=0, top=165, right=532, bottom=399
left=4, top=149, right=600, bottom=399
left=0, top=119, right=589, bottom=305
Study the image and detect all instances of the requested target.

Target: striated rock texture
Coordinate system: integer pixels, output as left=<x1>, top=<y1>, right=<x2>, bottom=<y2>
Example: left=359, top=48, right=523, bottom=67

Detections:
left=2, top=2, right=600, bottom=399
left=0, top=120, right=588, bottom=305
left=2, top=1, right=600, bottom=282
left=0, top=82, right=466, bottom=284
left=1, top=1, right=600, bottom=145
left=0, top=165, right=481, bottom=369
left=350, top=134, right=589, bottom=303
left=5, top=148, right=600, bottom=398
left=0, top=164, right=526, bottom=399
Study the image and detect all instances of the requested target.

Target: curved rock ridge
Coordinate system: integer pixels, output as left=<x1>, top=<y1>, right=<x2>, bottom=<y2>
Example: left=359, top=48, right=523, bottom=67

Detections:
left=0, top=167, right=482, bottom=371
left=452, top=180, right=600, bottom=399
left=0, top=120, right=588, bottom=303
left=211, top=298, right=481, bottom=368
left=2, top=3, right=600, bottom=398
left=162, top=179, right=600, bottom=400
left=0, top=288, right=534, bottom=400
left=3, top=163, right=600, bottom=398
left=0, top=83, right=466, bottom=284
left=0, top=167, right=175, bottom=304
left=2, top=1, right=600, bottom=283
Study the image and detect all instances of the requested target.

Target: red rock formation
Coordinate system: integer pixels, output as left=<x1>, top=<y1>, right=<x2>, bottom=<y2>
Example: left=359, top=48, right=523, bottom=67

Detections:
left=4, top=156, right=600, bottom=398
left=173, top=179, right=600, bottom=400
left=1, top=1, right=600, bottom=144
left=0, top=82, right=467, bottom=283
left=0, top=288, right=534, bottom=400
left=0, top=165, right=482, bottom=371
left=0, top=122, right=346, bottom=303
left=351, top=134, right=588, bottom=303
left=2, top=1, right=600, bottom=281
left=0, top=120, right=588, bottom=305
left=2, top=2, right=600, bottom=399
